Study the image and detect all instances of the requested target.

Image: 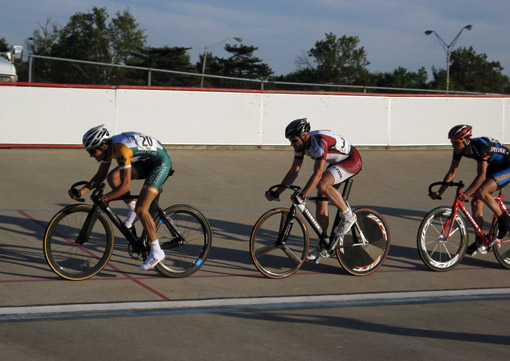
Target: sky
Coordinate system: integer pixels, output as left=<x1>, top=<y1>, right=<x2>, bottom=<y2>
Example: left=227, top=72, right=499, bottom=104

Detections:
left=1, top=0, right=510, bottom=79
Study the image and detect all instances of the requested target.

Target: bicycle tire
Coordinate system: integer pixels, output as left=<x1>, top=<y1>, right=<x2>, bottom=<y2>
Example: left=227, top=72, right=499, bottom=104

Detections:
left=43, top=204, right=114, bottom=280
left=249, top=208, right=309, bottom=279
left=154, top=204, right=212, bottom=278
left=491, top=219, right=510, bottom=269
left=417, top=206, right=468, bottom=271
left=335, top=208, right=391, bottom=276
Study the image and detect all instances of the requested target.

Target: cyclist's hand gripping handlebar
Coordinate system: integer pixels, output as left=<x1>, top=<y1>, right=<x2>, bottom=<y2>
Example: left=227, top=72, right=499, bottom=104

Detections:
left=68, top=181, right=89, bottom=202
left=267, top=184, right=305, bottom=203
left=428, top=181, right=465, bottom=201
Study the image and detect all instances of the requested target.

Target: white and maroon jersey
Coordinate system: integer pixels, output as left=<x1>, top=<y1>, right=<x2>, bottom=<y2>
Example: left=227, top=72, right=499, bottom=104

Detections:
left=295, top=130, right=353, bottom=164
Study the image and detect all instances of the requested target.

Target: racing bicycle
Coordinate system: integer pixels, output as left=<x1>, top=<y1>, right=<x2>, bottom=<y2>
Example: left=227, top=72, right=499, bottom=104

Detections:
left=249, top=179, right=391, bottom=279
left=417, top=181, right=510, bottom=271
left=43, top=178, right=212, bottom=280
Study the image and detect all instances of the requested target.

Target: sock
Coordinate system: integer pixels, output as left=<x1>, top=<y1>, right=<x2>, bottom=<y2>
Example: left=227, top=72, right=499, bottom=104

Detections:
left=150, top=239, right=161, bottom=253
left=341, top=208, right=353, bottom=220
left=123, top=200, right=138, bottom=228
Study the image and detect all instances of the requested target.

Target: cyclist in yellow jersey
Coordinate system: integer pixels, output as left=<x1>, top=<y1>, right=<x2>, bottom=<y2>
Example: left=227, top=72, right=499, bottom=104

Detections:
left=69, top=125, right=172, bottom=270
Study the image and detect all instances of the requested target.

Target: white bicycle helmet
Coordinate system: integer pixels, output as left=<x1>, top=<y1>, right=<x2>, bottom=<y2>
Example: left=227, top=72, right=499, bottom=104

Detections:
left=82, top=125, right=110, bottom=149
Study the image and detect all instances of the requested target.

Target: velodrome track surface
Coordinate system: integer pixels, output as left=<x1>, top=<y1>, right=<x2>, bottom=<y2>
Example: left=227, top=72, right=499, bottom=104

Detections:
left=1, top=148, right=509, bottom=360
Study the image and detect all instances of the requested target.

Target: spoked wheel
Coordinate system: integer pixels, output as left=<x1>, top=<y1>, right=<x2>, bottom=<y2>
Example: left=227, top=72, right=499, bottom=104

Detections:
left=249, top=208, right=309, bottom=279
left=335, top=208, right=391, bottom=276
left=43, top=204, right=114, bottom=280
left=417, top=206, right=468, bottom=271
left=492, top=220, right=510, bottom=269
left=154, top=204, right=212, bottom=278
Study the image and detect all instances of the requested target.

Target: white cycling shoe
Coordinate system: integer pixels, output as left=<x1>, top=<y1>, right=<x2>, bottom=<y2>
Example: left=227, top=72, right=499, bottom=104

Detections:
left=140, top=250, right=165, bottom=270
left=336, top=213, right=357, bottom=237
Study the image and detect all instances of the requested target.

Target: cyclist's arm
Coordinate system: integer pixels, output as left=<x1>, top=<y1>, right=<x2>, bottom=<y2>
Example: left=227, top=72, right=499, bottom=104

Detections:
left=266, top=157, right=303, bottom=200
left=302, top=158, right=326, bottom=197
left=104, top=166, right=132, bottom=202
left=463, top=160, right=488, bottom=199
left=73, top=160, right=111, bottom=198
left=432, top=158, right=461, bottom=198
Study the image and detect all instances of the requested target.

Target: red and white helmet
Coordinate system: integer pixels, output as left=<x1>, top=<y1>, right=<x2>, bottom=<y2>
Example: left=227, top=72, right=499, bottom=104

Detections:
left=448, top=124, right=472, bottom=140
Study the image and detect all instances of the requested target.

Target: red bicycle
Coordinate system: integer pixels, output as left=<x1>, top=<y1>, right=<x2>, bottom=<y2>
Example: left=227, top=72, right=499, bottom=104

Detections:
left=417, top=181, right=510, bottom=271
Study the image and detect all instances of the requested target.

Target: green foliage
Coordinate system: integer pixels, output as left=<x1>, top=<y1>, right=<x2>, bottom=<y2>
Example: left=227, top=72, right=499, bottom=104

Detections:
left=370, top=67, right=429, bottom=91
left=448, top=47, right=510, bottom=93
left=0, top=37, right=9, bottom=52
left=198, top=43, right=273, bottom=89
left=127, top=46, right=196, bottom=86
left=295, top=33, right=371, bottom=85
left=6, top=8, right=510, bottom=93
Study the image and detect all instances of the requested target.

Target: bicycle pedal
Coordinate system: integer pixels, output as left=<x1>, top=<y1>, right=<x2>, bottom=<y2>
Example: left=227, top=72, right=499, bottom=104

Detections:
left=127, top=244, right=143, bottom=260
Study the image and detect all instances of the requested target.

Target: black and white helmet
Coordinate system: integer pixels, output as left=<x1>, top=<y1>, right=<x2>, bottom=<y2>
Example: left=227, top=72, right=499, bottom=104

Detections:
left=82, top=125, right=110, bottom=150
left=285, top=118, right=311, bottom=139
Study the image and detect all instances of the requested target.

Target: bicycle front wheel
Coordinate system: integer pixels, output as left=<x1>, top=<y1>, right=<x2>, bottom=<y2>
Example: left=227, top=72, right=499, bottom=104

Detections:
left=43, top=204, right=114, bottom=280
left=335, top=208, right=391, bottom=276
left=249, top=208, right=309, bottom=279
left=154, top=204, right=212, bottom=278
left=417, top=206, right=468, bottom=271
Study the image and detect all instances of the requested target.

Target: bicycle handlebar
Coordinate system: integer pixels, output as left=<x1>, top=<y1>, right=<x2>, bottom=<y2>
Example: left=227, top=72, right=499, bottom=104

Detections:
left=69, top=181, right=107, bottom=204
left=428, top=181, right=465, bottom=200
left=69, top=181, right=138, bottom=204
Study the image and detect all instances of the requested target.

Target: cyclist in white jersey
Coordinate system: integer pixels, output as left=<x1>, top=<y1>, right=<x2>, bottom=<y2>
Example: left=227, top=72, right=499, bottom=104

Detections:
left=265, top=118, right=362, bottom=260
left=69, top=125, right=172, bottom=271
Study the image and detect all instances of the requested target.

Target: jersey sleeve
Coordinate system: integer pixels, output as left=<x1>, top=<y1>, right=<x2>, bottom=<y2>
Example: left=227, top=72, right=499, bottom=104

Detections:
left=112, top=142, right=134, bottom=169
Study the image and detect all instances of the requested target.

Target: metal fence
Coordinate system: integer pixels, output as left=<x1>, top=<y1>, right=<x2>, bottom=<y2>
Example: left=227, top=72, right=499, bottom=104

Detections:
left=22, top=54, right=482, bottom=95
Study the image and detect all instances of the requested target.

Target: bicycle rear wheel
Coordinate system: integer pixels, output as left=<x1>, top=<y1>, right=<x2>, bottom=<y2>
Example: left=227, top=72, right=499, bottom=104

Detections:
left=492, top=220, right=510, bottom=269
left=249, top=208, right=309, bottom=279
left=335, top=208, right=390, bottom=276
left=154, top=204, right=212, bottom=278
left=417, top=206, right=468, bottom=271
left=43, top=204, right=114, bottom=280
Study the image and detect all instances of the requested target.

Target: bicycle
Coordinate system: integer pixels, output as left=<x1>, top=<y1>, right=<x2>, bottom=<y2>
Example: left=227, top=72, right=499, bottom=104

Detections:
left=249, top=178, right=391, bottom=279
left=417, top=181, right=510, bottom=271
left=43, top=177, right=212, bottom=280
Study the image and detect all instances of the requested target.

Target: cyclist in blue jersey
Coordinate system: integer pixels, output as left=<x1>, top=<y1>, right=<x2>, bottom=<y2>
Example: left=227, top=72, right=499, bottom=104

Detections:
left=265, top=118, right=362, bottom=261
left=430, top=124, right=510, bottom=254
left=69, top=125, right=172, bottom=270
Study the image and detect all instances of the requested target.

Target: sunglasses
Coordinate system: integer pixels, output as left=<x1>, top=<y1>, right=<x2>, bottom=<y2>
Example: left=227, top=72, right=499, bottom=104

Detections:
left=451, top=139, right=465, bottom=146
left=87, top=147, right=101, bottom=155
left=289, top=137, right=300, bottom=144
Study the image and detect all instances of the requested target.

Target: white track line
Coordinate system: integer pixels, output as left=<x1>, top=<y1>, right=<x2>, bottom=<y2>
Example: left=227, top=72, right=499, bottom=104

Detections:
left=2, top=288, right=510, bottom=321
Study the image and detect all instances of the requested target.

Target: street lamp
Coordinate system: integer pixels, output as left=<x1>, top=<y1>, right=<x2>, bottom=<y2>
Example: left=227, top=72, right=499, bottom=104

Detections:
left=200, top=36, right=242, bottom=87
left=425, top=25, right=473, bottom=91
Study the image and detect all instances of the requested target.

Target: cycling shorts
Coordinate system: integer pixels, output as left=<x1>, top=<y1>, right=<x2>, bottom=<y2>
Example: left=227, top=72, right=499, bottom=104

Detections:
left=132, top=154, right=172, bottom=193
left=326, top=147, right=362, bottom=185
left=490, top=167, right=510, bottom=189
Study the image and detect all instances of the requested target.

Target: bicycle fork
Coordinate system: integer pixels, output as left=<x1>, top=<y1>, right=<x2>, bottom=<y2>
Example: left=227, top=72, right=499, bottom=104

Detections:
left=76, top=206, right=100, bottom=245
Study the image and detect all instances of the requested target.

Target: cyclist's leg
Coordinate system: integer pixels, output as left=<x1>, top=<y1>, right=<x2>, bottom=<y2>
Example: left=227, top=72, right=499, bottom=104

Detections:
left=137, top=157, right=172, bottom=270
left=478, top=172, right=510, bottom=238
left=467, top=197, right=485, bottom=255
left=322, top=159, right=361, bottom=236
left=107, top=164, right=142, bottom=227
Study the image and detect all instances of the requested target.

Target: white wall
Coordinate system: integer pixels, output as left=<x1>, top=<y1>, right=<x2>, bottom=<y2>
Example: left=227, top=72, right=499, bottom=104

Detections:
left=0, top=84, right=509, bottom=146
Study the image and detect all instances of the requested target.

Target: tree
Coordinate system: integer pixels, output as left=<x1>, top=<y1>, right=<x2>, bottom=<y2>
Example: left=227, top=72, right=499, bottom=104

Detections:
left=48, top=7, right=147, bottom=84
left=370, top=67, right=429, bottom=91
left=126, top=46, right=195, bottom=86
left=198, top=43, right=273, bottom=88
left=445, top=46, right=510, bottom=93
left=26, top=18, right=59, bottom=55
left=0, top=37, right=9, bottom=52
left=296, top=33, right=370, bottom=85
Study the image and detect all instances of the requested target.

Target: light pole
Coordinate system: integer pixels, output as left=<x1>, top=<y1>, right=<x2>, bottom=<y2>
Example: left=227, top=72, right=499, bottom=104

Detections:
left=200, top=37, right=242, bottom=87
left=425, top=25, right=473, bottom=91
